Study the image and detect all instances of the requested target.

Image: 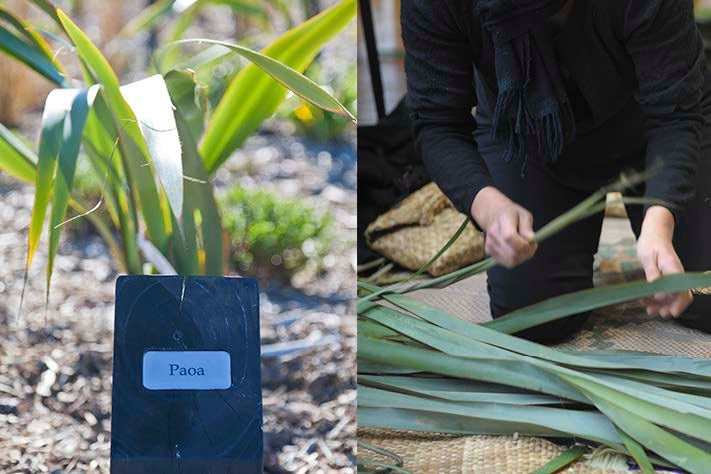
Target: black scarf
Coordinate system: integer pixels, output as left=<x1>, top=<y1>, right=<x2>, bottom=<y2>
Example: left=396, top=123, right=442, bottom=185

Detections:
left=477, top=0, right=576, bottom=172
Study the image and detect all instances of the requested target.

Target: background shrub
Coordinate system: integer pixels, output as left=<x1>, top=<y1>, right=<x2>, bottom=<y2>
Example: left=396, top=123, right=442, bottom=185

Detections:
left=220, top=186, right=332, bottom=275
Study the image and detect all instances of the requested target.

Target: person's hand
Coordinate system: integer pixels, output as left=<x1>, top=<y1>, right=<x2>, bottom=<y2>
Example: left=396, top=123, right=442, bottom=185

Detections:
left=636, top=205, right=692, bottom=318
left=471, top=186, right=538, bottom=268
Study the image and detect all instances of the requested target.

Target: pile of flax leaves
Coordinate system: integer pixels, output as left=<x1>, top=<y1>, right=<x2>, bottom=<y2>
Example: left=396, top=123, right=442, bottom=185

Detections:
left=357, top=175, right=711, bottom=474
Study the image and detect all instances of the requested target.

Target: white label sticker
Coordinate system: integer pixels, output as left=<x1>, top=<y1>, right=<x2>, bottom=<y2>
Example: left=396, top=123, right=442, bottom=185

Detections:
left=142, top=351, right=231, bottom=390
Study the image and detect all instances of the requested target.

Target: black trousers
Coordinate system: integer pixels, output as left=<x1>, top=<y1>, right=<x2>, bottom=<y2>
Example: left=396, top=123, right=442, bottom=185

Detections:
left=477, top=129, right=711, bottom=344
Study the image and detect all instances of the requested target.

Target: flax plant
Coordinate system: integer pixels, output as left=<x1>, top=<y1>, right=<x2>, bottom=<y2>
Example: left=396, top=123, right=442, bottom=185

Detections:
left=0, top=0, right=356, bottom=314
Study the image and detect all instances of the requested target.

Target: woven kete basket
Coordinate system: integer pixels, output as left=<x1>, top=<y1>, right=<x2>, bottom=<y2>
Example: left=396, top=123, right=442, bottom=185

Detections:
left=365, top=183, right=485, bottom=276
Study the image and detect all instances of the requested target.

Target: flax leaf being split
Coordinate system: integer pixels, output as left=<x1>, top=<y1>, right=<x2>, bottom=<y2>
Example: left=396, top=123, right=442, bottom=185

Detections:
left=358, top=172, right=656, bottom=301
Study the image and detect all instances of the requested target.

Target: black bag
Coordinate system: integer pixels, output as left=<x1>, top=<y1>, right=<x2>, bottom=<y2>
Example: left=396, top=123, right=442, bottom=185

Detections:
left=357, top=0, right=430, bottom=264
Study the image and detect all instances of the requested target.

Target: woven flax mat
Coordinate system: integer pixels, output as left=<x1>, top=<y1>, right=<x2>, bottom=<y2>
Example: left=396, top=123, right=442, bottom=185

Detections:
left=404, top=229, right=711, bottom=357
left=359, top=218, right=709, bottom=472
left=358, top=429, right=636, bottom=474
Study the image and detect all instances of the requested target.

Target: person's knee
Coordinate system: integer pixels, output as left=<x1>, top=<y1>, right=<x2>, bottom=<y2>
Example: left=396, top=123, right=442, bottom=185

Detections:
left=488, top=293, right=591, bottom=344
left=509, top=313, right=590, bottom=345
left=487, top=268, right=593, bottom=344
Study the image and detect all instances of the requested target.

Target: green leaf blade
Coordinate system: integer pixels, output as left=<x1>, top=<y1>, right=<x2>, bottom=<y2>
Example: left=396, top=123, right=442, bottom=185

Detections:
left=484, top=272, right=711, bottom=334
left=529, top=446, right=587, bottom=474
left=358, top=335, right=588, bottom=403
left=583, top=390, right=711, bottom=474
left=27, top=88, right=79, bottom=271
left=0, top=25, right=65, bottom=85
left=171, top=38, right=355, bottom=121
left=359, top=386, right=623, bottom=448
left=358, top=406, right=567, bottom=438
left=0, top=123, right=37, bottom=183
left=199, top=0, right=356, bottom=173
left=57, top=8, right=170, bottom=252
left=175, top=109, right=223, bottom=275
left=120, top=74, right=184, bottom=224
left=617, top=429, right=655, bottom=474
left=47, top=85, right=99, bottom=288
left=360, top=375, right=571, bottom=405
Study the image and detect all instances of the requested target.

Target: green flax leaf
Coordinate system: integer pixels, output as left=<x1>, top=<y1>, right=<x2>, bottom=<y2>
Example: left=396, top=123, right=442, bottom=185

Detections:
left=198, top=0, right=356, bottom=173
left=120, top=74, right=184, bottom=225
left=47, top=85, right=100, bottom=294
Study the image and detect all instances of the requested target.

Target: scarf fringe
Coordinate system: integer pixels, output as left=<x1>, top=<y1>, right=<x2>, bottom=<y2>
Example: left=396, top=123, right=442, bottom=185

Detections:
left=491, top=85, right=574, bottom=175
left=492, top=87, right=520, bottom=163
left=486, top=20, right=575, bottom=175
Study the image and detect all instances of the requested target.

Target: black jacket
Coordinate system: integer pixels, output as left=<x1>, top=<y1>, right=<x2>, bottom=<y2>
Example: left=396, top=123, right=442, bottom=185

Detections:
left=402, top=0, right=711, bottom=218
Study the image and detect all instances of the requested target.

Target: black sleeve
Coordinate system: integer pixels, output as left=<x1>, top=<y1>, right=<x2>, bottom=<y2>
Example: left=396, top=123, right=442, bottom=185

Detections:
left=622, top=0, right=705, bottom=217
left=401, top=0, right=494, bottom=219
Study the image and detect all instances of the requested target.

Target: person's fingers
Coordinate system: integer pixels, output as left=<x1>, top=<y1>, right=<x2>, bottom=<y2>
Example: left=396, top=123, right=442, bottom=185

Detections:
left=498, top=211, right=530, bottom=252
left=484, top=225, right=509, bottom=268
left=490, top=246, right=516, bottom=268
left=523, top=242, right=538, bottom=260
left=517, top=209, right=536, bottom=241
left=637, top=247, right=666, bottom=302
left=642, top=296, right=655, bottom=307
left=669, top=291, right=693, bottom=318
left=486, top=232, right=526, bottom=268
left=499, top=210, right=537, bottom=264
left=495, top=240, right=519, bottom=268
left=637, top=247, right=661, bottom=283
left=485, top=238, right=502, bottom=264
left=654, top=292, right=671, bottom=303
left=503, top=241, right=536, bottom=267
left=484, top=223, right=501, bottom=257
left=637, top=240, right=691, bottom=319
left=485, top=225, right=515, bottom=268
left=658, top=251, right=684, bottom=275
left=515, top=208, right=538, bottom=264
left=657, top=250, right=690, bottom=318
left=653, top=292, right=676, bottom=306
left=485, top=209, right=538, bottom=269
